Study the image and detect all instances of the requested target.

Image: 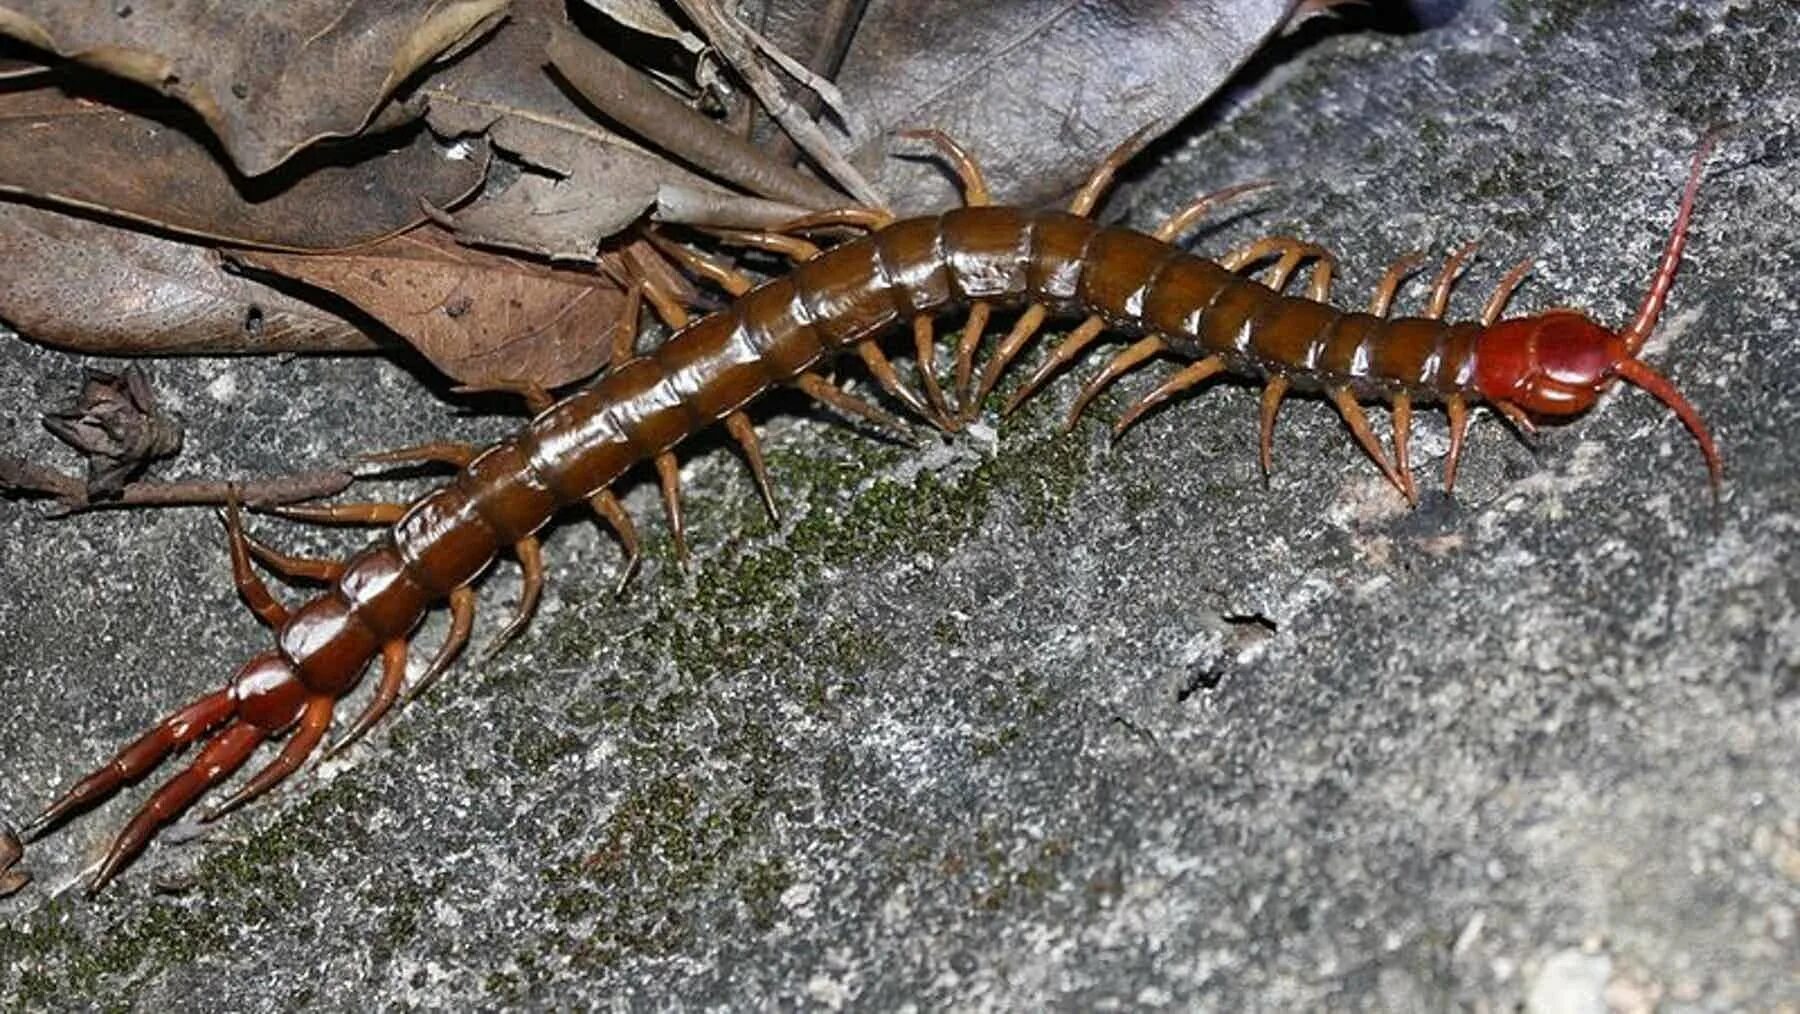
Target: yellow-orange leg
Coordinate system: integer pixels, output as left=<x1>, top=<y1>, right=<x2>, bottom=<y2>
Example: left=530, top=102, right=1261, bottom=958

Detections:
left=647, top=229, right=755, bottom=297
left=1067, top=337, right=1168, bottom=431
left=971, top=125, right=1153, bottom=411
left=706, top=228, right=822, bottom=263
left=775, top=206, right=896, bottom=233
left=912, top=314, right=957, bottom=429
left=1259, top=375, right=1291, bottom=481
left=1369, top=252, right=1426, bottom=316
left=1329, top=387, right=1409, bottom=495
left=725, top=410, right=780, bottom=523
left=655, top=451, right=688, bottom=562
left=1427, top=242, right=1480, bottom=318
left=792, top=371, right=916, bottom=443
left=1443, top=395, right=1471, bottom=494
left=858, top=341, right=945, bottom=428
left=1153, top=180, right=1278, bottom=243
left=1481, top=258, right=1535, bottom=326
left=326, top=639, right=411, bottom=758
left=1222, top=236, right=1337, bottom=299
left=973, top=304, right=1049, bottom=406
left=1005, top=315, right=1106, bottom=417
left=953, top=301, right=993, bottom=414
left=1371, top=251, right=1430, bottom=502
left=590, top=489, right=642, bottom=597
left=1113, top=356, right=1228, bottom=438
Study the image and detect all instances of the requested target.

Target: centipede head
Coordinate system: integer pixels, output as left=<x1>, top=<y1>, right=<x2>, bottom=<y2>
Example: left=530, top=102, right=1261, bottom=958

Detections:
left=1469, top=134, right=1723, bottom=491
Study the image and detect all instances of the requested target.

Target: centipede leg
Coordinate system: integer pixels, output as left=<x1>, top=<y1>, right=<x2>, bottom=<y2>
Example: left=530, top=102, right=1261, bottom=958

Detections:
left=792, top=372, right=915, bottom=443
left=911, top=315, right=957, bottom=428
left=1153, top=181, right=1278, bottom=243
left=589, top=490, right=642, bottom=596
left=1481, top=258, right=1535, bottom=325
left=774, top=206, right=896, bottom=233
left=1259, top=375, right=1291, bottom=481
left=706, top=228, right=823, bottom=264
left=1427, top=242, right=1480, bottom=318
left=405, top=585, right=476, bottom=703
left=268, top=502, right=408, bottom=526
left=1005, top=314, right=1107, bottom=416
left=973, top=303, right=1048, bottom=405
left=1444, top=395, right=1470, bottom=494
left=1223, top=237, right=1336, bottom=297
left=655, top=451, right=689, bottom=561
left=900, top=128, right=992, bottom=207
left=1390, top=392, right=1419, bottom=505
left=223, top=495, right=288, bottom=630
left=953, top=301, right=992, bottom=414
left=647, top=229, right=755, bottom=297
left=858, top=341, right=945, bottom=428
left=1369, top=252, right=1426, bottom=316
left=485, top=535, right=543, bottom=658
left=1067, top=336, right=1168, bottom=432
left=1329, top=388, right=1409, bottom=495
left=1068, top=123, right=1157, bottom=217
left=89, top=721, right=267, bottom=894
left=725, top=410, right=780, bottom=523
left=359, top=442, right=478, bottom=469
left=1113, top=355, right=1227, bottom=437
left=204, top=694, right=333, bottom=821
left=240, top=531, right=344, bottom=585
left=326, top=640, right=411, bottom=758
left=23, top=687, right=236, bottom=840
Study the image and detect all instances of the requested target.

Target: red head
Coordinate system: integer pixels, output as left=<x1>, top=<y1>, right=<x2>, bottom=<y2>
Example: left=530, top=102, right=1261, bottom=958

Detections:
left=1466, top=136, right=1723, bottom=490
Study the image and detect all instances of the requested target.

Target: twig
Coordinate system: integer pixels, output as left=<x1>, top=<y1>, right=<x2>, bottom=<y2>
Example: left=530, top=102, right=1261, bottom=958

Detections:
left=653, top=182, right=813, bottom=228
left=672, top=0, right=887, bottom=209
left=545, top=25, right=843, bottom=210
left=0, top=456, right=353, bottom=515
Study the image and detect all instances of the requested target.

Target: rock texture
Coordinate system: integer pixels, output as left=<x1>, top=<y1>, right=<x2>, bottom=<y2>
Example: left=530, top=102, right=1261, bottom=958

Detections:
left=2, top=0, right=1795, bottom=1008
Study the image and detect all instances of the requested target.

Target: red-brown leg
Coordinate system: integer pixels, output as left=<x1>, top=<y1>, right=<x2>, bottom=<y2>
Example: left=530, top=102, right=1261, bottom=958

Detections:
left=1330, top=387, right=1409, bottom=495
left=204, top=693, right=334, bottom=820
left=405, top=585, right=476, bottom=703
left=484, top=536, right=544, bottom=658
left=22, top=687, right=236, bottom=840
left=223, top=495, right=288, bottom=630
left=1443, top=395, right=1470, bottom=494
left=725, top=410, right=780, bottom=523
left=327, top=639, right=411, bottom=757
left=89, top=722, right=267, bottom=893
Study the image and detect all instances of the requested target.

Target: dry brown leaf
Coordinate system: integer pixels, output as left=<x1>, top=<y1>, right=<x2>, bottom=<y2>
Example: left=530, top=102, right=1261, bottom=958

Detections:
left=0, top=78, right=489, bottom=250
left=0, top=201, right=377, bottom=356
left=227, top=226, right=638, bottom=389
left=421, top=0, right=742, bottom=260
left=831, top=0, right=1297, bottom=212
left=0, top=0, right=510, bottom=175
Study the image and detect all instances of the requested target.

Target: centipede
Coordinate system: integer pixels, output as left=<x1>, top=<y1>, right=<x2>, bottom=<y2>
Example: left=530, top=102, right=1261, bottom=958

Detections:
left=12, top=127, right=1721, bottom=894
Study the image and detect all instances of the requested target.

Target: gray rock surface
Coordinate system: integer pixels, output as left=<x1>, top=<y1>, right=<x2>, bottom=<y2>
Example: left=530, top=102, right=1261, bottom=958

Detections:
left=2, top=0, right=1796, bottom=1008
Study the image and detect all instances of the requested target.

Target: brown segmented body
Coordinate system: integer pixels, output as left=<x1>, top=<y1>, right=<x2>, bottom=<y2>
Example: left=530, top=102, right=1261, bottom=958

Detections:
left=18, top=133, right=1723, bottom=893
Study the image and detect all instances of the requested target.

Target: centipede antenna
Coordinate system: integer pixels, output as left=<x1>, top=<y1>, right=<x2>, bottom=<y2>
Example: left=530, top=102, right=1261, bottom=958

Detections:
left=1623, top=132, right=1719, bottom=356
left=1613, top=358, right=1722, bottom=494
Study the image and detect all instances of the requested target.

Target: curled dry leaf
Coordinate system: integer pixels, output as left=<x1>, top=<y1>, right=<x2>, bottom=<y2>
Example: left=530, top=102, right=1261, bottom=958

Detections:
left=0, top=201, right=377, bottom=355
left=831, top=0, right=1297, bottom=212
left=229, top=226, right=643, bottom=390
left=577, top=0, right=706, bottom=54
left=0, top=0, right=510, bottom=175
left=421, top=0, right=737, bottom=260
left=0, top=79, right=490, bottom=250
left=41, top=365, right=183, bottom=499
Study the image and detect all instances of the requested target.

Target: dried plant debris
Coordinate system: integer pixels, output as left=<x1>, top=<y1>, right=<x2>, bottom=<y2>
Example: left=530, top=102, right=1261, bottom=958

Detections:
left=0, top=829, right=26, bottom=899
left=830, top=0, right=1298, bottom=211
left=0, top=77, right=489, bottom=250
left=0, top=0, right=510, bottom=175
left=230, top=227, right=652, bottom=389
left=39, top=366, right=183, bottom=499
left=0, top=202, right=377, bottom=356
